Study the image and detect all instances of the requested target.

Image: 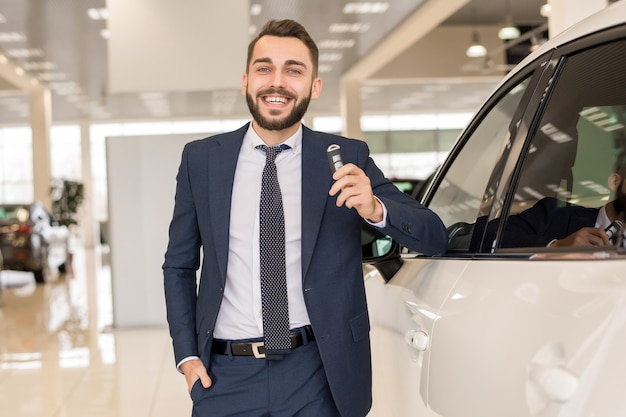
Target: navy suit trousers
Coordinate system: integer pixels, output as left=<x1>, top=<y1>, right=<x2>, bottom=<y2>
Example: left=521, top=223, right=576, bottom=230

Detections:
left=190, top=340, right=340, bottom=417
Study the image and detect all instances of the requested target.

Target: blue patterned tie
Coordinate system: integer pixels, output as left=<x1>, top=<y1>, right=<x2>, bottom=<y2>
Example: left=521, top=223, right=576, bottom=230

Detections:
left=257, top=144, right=291, bottom=358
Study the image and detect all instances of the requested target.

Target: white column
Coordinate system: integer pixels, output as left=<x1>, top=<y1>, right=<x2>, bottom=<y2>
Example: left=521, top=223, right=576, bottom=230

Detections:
left=29, top=87, right=52, bottom=209
left=547, top=0, right=608, bottom=38
left=80, top=122, right=96, bottom=248
left=340, top=80, right=363, bottom=139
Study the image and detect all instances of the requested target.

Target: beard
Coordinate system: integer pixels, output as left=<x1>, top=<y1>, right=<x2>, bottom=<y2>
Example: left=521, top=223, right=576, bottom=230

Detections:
left=246, top=87, right=311, bottom=131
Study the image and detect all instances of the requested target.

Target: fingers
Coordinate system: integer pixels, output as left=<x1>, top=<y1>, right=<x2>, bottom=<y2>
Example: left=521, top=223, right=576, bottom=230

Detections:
left=558, top=227, right=609, bottom=247
left=181, top=359, right=212, bottom=392
left=329, top=164, right=381, bottom=221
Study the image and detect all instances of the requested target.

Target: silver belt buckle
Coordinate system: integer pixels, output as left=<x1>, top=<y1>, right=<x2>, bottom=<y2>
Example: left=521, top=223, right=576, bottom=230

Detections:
left=251, top=342, right=265, bottom=359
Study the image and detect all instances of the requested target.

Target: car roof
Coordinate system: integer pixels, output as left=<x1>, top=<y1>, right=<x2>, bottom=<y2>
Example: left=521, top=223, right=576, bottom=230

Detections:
left=503, top=0, right=626, bottom=83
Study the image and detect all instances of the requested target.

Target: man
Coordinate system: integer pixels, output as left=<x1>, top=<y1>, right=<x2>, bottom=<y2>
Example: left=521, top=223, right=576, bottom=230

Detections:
left=163, top=19, right=447, bottom=417
left=502, top=149, right=626, bottom=248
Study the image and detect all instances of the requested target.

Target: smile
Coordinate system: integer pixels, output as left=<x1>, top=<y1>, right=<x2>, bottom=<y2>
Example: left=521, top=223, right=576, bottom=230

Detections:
left=263, top=96, right=290, bottom=105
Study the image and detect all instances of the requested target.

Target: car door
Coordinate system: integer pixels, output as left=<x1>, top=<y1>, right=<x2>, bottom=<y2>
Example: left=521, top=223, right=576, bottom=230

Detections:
left=423, top=28, right=626, bottom=417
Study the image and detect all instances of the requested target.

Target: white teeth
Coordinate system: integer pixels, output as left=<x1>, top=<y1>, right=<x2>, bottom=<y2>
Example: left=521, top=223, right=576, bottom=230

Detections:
left=265, top=97, right=287, bottom=104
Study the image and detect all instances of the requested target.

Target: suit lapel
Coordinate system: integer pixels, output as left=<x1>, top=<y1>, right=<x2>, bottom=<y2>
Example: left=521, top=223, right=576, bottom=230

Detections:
left=301, top=126, right=335, bottom=279
left=207, top=124, right=247, bottom=283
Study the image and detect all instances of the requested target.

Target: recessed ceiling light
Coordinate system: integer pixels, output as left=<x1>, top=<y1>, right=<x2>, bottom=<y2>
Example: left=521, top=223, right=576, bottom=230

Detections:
left=318, top=39, right=355, bottom=49
left=318, top=64, right=333, bottom=73
left=0, top=32, right=26, bottom=42
left=87, top=8, right=109, bottom=20
left=22, top=61, right=56, bottom=71
left=37, top=72, right=67, bottom=81
left=343, top=2, right=389, bottom=14
left=250, top=4, right=262, bottom=16
left=49, top=81, right=82, bottom=95
left=328, top=23, right=370, bottom=33
left=6, top=48, right=43, bottom=58
left=319, top=53, right=342, bottom=62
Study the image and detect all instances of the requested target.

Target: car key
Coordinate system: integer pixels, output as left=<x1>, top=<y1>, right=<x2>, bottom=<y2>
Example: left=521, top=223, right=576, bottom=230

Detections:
left=327, top=144, right=344, bottom=173
left=605, top=219, right=624, bottom=241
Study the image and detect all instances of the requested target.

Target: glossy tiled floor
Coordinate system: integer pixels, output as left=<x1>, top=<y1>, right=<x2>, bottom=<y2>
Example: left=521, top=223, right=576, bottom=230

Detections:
left=0, top=244, right=191, bottom=417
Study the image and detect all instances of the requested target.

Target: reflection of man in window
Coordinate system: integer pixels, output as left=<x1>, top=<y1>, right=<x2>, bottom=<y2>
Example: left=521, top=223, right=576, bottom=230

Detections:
left=502, top=150, right=626, bottom=248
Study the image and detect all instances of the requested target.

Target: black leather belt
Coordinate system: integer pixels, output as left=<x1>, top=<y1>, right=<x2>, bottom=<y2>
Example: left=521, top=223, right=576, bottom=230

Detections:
left=211, top=325, right=315, bottom=359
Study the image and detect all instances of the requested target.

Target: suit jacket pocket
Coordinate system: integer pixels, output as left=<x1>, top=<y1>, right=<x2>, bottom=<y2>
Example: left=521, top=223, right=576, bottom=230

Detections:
left=349, top=310, right=370, bottom=342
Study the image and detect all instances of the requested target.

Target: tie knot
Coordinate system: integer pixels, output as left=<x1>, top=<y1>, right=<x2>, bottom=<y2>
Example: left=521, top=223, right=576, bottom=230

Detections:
left=257, top=144, right=290, bottom=162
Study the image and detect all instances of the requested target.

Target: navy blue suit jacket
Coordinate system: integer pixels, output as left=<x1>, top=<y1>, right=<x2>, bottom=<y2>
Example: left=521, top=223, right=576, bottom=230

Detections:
left=163, top=123, right=447, bottom=417
left=501, top=197, right=599, bottom=247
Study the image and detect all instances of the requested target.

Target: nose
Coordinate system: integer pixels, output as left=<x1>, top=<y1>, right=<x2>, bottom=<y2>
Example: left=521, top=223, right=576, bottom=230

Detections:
left=269, top=71, right=284, bottom=88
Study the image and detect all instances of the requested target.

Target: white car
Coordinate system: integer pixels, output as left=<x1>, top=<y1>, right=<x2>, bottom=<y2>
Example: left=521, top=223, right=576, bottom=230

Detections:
left=365, top=2, right=626, bottom=416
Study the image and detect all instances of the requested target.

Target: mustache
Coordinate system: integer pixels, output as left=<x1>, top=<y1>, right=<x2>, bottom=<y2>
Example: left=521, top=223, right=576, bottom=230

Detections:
left=257, top=88, right=296, bottom=100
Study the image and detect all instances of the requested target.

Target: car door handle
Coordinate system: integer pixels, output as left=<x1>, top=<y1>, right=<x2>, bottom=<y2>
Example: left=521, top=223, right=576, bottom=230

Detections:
left=405, top=328, right=430, bottom=351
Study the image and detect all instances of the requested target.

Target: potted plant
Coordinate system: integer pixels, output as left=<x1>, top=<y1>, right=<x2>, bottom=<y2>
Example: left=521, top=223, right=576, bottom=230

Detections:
left=50, top=179, right=85, bottom=272
left=50, top=179, right=85, bottom=227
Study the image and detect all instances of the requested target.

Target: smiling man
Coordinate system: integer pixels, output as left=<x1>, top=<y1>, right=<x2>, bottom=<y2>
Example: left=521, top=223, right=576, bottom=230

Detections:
left=163, top=19, right=447, bottom=417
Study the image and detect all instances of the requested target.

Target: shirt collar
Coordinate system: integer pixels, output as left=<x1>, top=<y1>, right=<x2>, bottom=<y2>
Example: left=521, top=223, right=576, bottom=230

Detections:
left=243, top=123, right=303, bottom=156
left=596, top=205, right=611, bottom=229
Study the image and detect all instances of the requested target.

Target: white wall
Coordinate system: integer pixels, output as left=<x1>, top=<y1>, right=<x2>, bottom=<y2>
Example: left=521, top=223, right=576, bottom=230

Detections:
left=106, top=133, right=204, bottom=328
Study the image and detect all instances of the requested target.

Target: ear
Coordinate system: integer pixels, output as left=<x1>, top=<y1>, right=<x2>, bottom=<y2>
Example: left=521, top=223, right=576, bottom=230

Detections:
left=608, top=173, right=621, bottom=192
left=241, top=73, right=248, bottom=96
left=310, top=77, right=323, bottom=100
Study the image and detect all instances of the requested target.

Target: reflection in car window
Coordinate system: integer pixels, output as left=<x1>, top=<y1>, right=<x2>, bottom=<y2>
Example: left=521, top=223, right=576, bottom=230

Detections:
left=499, top=38, right=626, bottom=250
left=428, top=78, right=530, bottom=250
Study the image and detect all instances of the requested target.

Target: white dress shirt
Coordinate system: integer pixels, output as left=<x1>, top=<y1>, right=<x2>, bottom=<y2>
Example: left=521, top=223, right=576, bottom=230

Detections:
left=214, top=125, right=311, bottom=339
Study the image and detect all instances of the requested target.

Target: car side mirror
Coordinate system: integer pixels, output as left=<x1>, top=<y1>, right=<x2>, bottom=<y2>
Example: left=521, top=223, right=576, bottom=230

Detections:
left=361, top=222, right=403, bottom=282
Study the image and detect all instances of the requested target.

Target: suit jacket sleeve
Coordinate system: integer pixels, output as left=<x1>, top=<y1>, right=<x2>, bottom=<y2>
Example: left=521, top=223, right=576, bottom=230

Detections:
left=501, top=197, right=599, bottom=247
left=162, top=141, right=203, bottom=365
left=353, top=140, right=448, bottom=255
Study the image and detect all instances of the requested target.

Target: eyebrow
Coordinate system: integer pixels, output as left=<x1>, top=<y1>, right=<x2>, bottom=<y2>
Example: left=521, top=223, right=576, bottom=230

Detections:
left=252, top=57, right=308, bottom=69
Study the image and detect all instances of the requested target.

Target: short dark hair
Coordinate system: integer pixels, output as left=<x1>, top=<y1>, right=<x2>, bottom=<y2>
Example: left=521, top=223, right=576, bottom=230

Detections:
left=246, top=19, right=319, bottom=77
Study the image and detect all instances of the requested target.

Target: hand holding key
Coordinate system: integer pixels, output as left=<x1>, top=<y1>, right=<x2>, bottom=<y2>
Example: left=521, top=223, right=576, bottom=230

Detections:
left=327, top=144, right=383, bottom=223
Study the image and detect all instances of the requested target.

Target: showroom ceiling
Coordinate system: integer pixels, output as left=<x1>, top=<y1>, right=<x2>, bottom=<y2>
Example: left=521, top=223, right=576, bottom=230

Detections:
left=0, top=0, right=553, bottom=125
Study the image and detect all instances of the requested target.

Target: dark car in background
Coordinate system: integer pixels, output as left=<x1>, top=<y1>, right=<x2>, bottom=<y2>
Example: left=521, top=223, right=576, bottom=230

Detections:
left=0, top=202, right=69, bottom=283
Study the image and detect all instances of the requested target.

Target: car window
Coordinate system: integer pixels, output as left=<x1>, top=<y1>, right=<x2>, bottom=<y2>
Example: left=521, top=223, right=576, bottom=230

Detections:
left=428, top=77, right=531, bottom=250
left=498, top=38, right=626, bottom=250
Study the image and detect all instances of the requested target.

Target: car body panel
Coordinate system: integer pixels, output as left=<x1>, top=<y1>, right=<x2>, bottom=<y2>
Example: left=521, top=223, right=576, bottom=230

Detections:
left=367, top=252, right=626, bottom=416
left=428, top=255, right=626, bottom=417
